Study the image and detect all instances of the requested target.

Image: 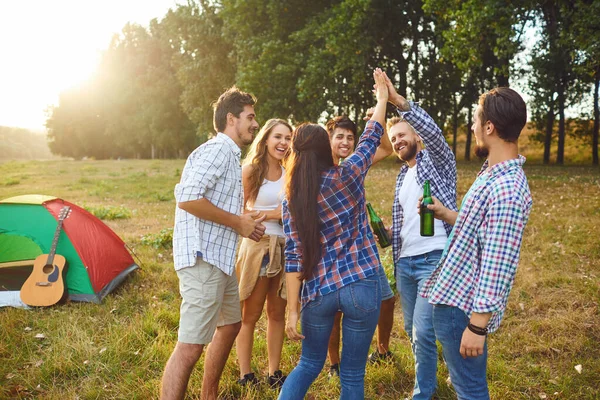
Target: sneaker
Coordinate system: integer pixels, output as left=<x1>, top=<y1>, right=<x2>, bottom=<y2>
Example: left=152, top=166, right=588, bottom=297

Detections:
left=237, top=372, right=259, bottom=387
left=268, top=370, right=287, bottom=388
left=367, top=350, right=393, bottom=364
left=328, top=363, right=340, bottom=378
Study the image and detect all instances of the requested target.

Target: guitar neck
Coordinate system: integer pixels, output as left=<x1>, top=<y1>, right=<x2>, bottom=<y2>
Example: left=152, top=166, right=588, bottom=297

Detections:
left=47, top=208, right=68, bottom=265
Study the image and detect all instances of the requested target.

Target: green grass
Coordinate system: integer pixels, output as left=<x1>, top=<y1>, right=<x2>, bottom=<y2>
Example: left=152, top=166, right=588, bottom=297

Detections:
left=1, top=158, right=599, bottom=399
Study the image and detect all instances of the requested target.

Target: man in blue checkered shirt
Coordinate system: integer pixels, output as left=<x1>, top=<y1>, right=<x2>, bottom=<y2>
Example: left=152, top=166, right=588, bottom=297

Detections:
left=421, top=87, right=532, bottom=399
left=161, top=87, right=267, bottom=400
left=384, top=75, right=457, bottom=400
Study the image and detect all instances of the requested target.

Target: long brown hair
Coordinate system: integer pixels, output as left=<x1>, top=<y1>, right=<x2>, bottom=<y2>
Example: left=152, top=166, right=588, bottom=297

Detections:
left=285, top=123, right=334, bottom=280
left=243, top=119, right=292, bottom=206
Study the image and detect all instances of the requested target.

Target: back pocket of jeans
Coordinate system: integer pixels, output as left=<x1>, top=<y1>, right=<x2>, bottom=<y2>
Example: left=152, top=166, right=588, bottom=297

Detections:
left=350, top=279, right=379, bottom=313
left=305, top=295, right=323, bottom=309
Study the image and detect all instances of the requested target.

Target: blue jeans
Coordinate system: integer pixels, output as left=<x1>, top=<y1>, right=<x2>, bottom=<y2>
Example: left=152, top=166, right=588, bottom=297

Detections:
left=396, top=250, right=442, bottom=400
left=432, top=305, right=489, bottom=400
left=278, top=278, right=381, bottom=400
left=378, top=262, right=394, bottom=301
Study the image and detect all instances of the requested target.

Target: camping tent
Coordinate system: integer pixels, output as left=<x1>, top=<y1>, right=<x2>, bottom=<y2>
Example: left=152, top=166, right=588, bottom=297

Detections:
left=0, top=195, right=138, bottom=303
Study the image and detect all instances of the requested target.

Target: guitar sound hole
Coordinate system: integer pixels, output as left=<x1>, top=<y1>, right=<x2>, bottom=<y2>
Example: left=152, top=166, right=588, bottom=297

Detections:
left=43, top=264, right=54, bottom=274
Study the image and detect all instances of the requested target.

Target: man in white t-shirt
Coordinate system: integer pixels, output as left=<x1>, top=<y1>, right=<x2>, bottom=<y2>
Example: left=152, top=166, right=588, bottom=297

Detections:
left=385, top=77, right=457, bottom=399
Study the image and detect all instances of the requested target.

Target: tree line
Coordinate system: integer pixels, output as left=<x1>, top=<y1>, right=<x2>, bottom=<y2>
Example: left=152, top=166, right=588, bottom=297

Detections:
left=45, top=0, right=600, bottom=164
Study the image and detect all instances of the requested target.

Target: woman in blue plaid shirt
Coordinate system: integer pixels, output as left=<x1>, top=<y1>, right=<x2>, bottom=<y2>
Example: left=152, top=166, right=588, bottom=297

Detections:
left=277, top=69, right=389, bottom=400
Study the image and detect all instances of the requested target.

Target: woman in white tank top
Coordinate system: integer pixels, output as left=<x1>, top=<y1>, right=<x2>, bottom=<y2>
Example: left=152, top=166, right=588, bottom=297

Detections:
left=235, top=118, right=292, bottom=388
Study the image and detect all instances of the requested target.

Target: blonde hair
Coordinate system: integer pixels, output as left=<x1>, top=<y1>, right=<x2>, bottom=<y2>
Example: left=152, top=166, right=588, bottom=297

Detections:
left=386, top=116, right=417, bottom=134
left=242, top=118, right=292, bottom=205
left=386, top=116, right=423, bottom=147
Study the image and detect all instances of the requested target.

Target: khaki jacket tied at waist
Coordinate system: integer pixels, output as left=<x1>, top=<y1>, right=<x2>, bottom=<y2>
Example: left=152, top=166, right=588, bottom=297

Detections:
left=236, top=234, right=286, bottom=302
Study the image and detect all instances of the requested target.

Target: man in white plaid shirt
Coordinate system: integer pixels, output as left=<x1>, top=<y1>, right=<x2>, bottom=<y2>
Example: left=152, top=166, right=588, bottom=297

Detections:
left=161, top=87, right=266, bottom=400
left=421, top=87, right=532, bottom=399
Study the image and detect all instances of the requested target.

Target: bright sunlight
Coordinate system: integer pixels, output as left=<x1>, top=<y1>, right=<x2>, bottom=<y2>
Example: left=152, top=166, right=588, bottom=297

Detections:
left=0, top=0, right=176, bottom=130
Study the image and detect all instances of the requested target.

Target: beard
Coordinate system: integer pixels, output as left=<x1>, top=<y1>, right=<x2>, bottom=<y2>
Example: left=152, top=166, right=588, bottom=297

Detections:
left=474, top=145, right=489, bottom=159
left=399, top=140, right=418, bottom=162
left=239, top=129, right=256, bottom=146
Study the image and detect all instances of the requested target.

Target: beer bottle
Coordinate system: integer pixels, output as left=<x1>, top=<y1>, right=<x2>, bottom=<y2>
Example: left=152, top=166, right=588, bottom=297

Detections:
left=366, top=202, right=391, bottom=248
left=420, top=180, right=434, bottom=236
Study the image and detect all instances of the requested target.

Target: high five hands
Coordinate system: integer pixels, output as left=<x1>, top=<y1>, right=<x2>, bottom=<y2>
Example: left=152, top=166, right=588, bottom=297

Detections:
left=373, top=68, right=389, bottom=103
left=371, top=70, right=410, bottom=111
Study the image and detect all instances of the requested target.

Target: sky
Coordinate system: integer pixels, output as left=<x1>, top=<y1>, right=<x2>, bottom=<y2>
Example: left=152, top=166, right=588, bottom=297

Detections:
left=0, top=0, right=179, bottom=131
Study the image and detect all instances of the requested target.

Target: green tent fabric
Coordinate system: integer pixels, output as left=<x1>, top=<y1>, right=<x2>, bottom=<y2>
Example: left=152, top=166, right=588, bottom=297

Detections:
left=0, top=234, right=42, bottom=263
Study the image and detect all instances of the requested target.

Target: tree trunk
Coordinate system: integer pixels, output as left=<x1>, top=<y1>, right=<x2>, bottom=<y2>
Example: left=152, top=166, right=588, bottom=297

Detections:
left=557, top=85, right=566, bottom=164
left=411, top=26, right=420, bottom=100
left=452, top=94, right=458, bottom=156
left=465, top=106, right=472, bottom=161
left=496, top=55, right=510, bottom=87
left=593, top=71, right=599, bottom=165
left=398, top=57, right=408, bottom=97
left=544, top=102, right=554, bottom=165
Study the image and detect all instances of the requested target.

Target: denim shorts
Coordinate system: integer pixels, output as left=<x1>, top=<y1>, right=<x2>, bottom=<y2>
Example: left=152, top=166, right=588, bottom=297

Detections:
left=259, top=254, right=269, bottom=277
left=378, top=265, right=394, bottom=301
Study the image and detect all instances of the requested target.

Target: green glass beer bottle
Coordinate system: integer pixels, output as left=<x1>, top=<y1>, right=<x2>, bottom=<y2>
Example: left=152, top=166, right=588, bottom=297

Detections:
left=366, top=202, right=391, bottom=248
left=420, top=180, right=434, bottom=236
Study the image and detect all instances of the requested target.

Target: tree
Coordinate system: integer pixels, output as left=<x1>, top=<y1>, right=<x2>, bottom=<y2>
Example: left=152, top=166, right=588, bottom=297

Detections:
left=47, top=21, right=196, bottom=159
left=162, top=2, right=237, bottom=140
left=572, top=0, right=600, bottom=165
left=528, top=1, right=586, bottom=164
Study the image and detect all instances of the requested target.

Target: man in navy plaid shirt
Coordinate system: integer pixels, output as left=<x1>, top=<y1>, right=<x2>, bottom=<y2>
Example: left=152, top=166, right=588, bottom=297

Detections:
left=384, top=75, right=457, bottom=399
left=421, top=87, right=532, bottom=399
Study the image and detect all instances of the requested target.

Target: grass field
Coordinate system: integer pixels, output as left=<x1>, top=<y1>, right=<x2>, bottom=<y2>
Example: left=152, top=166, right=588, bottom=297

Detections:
left=1, top=157, right=599, bottom=399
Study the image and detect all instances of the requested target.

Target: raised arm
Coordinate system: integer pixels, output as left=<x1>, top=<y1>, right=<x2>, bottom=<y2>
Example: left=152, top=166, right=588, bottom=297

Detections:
left=364, top=107, right=393, bottom=165
left=342, top=69, right=388, bottom=184
left=384, top=73, right=455, bottom=170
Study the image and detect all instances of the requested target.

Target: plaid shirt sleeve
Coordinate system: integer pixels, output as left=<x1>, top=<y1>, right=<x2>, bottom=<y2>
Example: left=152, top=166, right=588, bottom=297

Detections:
left=282, top=199, right=303, bottom=273
left=473, top=194, right=528, bottom=314
left=342, top=120, right=383, bottom=194
left=399, top=102, right=455, bottom=170
left=175, top=143, right=225, bottom=203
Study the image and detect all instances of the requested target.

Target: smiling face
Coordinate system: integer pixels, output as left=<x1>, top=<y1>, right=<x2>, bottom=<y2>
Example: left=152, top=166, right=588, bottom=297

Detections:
left=388, top=121, right=420, bottom=163
left=265, top=123, right=292, bottom=161
left=233, top=105, right=260, bottom=146
left=329, top=127, right=355, bottom=160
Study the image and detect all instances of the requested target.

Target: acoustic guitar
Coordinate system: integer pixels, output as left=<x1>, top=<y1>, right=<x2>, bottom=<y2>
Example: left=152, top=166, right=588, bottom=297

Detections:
left=20, top=206, right=71, bottom=306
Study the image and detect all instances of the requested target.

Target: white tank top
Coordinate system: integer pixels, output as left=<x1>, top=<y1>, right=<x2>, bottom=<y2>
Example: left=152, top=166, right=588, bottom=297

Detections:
left=250, top=167, right=285, bottom=237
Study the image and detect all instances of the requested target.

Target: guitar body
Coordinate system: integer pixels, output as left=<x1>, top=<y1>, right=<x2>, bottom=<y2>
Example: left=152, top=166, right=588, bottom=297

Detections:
left=20, top=253, right=67, bottom=306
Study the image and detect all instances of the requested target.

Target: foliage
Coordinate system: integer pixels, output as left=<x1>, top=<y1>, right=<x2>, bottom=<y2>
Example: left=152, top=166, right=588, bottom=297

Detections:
left=46, top=22, right=197, bottom=160
left=84, top=205, right=133, bottom=220
left=0, top=126, right=58, bottom=161
left=42, top=1, right=599, bottom=164
left=140, top=228, right=174, bottom=249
